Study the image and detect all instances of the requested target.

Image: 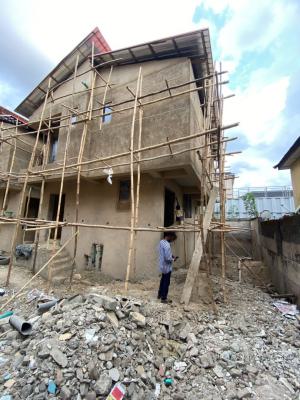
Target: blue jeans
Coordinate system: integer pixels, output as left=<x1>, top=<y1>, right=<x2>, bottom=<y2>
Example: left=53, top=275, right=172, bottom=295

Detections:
left=158, top=272, right=171, bottom=300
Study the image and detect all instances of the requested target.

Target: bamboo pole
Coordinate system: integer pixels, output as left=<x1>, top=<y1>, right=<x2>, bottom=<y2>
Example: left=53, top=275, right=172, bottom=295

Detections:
left=132, top=74, right=143, bottom=279
left=26, top=123, right=238, bottom=177
left=32, top=99, right=54, bottom=273
left=125, top=67, right=142, bottom=291
left=69, top=46, right=98, bottom=285
left=1, top=130, right=17, bottom=214
left=218, top=62, right=227, bottom=303
left=99, top=65, right=113, bottom=132
left=0, top=76, right=229, bottom=140
left=22, top=186, right=32, bottom=243
left=5, top=77, right=52, bottom=286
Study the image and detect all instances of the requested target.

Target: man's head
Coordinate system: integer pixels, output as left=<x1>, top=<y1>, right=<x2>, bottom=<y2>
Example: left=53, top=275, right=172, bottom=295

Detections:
left=163, top=231, right=177, bottom=242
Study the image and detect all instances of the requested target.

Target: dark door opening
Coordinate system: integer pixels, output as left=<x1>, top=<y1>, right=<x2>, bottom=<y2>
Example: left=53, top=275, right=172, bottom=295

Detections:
left=23, top=197, right=40, bottom=242
left=164, top=188, right=175, bottom=227
left=48, top=194, right=65, bottom=239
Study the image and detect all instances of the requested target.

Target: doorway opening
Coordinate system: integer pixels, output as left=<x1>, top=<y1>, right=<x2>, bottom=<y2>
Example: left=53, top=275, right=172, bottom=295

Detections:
left=164, top=188, right=175, bottom=227
left=48, top=194, right=65, bottom=239
left=23, top=197, right=40, bottom=242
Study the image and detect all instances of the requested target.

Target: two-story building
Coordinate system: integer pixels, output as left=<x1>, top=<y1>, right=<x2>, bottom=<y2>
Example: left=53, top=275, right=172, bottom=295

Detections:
left=0, top=27, right=221, bottom=281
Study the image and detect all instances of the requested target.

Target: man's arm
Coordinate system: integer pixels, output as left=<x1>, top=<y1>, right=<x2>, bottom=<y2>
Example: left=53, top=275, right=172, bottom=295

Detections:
left=163, top=242, right=173, bottom=262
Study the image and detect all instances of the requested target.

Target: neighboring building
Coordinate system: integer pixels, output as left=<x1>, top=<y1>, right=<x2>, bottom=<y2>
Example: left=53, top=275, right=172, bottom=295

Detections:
left=275, top=137, right=300, bottom=212
left=0, top=27, right=222, bottom=280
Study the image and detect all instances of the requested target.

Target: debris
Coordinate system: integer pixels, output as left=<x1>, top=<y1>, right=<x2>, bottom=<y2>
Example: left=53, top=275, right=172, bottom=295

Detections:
left=85, top=328, right=98, bottom=344
left=50, top=347, right=68, bottom=367
left=94, top=374, right=112, bottom=395
left=174, top=361, right=187, bottom=372
left=47, top=379, right=56, bottom=394
left=9, top=315, right=32, bottom=336
left=4, top=378, right=15, bottom=389
left=130, top=311, right=146, bottom=326
left=164, top=377, right=173, bottom=386
left=0, top=289, right=5, bottom=296
left=106, top=382, right=126, bottom=400
left=109, top=367, right=120, bottom=382
left=273, top=301, right=299, bottom=318
left=0, top=311, right=13, bottom=320
left=154, top=383, right=161, bottom=399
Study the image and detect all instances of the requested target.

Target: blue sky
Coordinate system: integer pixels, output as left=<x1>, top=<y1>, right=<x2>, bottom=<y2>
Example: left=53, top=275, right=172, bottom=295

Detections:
left=0, top=0, right=299, bottom=188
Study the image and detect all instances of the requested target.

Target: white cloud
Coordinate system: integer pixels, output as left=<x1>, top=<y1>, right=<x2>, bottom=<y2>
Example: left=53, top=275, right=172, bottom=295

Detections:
left=199, top=0, right=298, bottom=67
left=6, top=0, right=200, bottom=63
left=227, top=149, right=291, bottom=187
left=224, top=73, right=290, bottom=145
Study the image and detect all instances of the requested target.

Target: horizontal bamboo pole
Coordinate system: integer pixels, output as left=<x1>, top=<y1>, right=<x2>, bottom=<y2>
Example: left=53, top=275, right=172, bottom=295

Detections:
left=1, top=77, right=230, bottom=141
left=0, top=135, right=237, bottom=181
left=27, top=123, right=238, bottom=176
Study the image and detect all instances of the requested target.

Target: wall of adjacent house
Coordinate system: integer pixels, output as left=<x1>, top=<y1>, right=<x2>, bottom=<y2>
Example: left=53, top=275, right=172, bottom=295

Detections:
left=39, top=174, right=195, bottom=279
left=0, top=122, right=36, bottom=176
left=252, top=216, right=300, bottom=306
left=290, top=158, right=300, bottom=210
left=28, top=57, right=205, bottom=182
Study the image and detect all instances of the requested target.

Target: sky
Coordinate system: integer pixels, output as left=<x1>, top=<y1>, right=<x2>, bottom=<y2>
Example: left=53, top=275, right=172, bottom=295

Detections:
left=0, top=0, right=299, bottom=188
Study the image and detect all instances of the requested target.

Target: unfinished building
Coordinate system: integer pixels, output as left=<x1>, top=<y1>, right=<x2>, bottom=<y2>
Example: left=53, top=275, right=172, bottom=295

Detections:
left=0, top=27, right=236, bottom=303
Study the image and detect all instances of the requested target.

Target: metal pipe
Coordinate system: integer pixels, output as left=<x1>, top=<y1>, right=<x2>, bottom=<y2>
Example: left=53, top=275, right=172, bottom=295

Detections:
left=37, top=299, right=58, bottom=312
left=9, top=315, right=32, bottom=336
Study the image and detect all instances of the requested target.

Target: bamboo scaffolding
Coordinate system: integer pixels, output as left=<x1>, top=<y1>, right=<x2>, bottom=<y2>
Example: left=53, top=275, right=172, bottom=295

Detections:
left=5, top=77, right=52, bottom=286
left=0, top=45, right=240, bottom=308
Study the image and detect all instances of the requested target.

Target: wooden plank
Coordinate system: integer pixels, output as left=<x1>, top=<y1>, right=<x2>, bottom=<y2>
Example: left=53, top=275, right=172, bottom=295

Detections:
left=180, top=186, right=218, bottom=304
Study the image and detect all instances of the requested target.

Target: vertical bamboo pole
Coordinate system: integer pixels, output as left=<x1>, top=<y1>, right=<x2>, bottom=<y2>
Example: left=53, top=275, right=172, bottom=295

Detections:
left=132, top=74, right=143, bottom=279
left=218, top=62, right=227, bottom=302
left=99, top=65, right=114, bottom=132
left=125, top=67, right=142, bottom=291
left=22, top=186, right=32, bottom=243
left=70, top=45, right=97, bottom=285
left=32, top=96, right=54, bottom=273
left=48, top=56, right=80, bottom=286
left=5, top=77, right=52, bottom=286
left=1, top=128, right=17, bottom=214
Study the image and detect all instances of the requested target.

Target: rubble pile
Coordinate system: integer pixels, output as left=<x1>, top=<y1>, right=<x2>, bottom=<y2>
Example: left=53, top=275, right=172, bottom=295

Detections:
left=0, top=282, right=299, bottom=399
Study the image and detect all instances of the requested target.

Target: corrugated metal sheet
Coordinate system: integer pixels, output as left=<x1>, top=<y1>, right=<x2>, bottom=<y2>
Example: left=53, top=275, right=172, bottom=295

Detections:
left=215, top=186, right=295, bottom=220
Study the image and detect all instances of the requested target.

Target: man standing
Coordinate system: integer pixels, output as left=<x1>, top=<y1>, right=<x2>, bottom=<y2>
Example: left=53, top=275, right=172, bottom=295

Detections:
left=158, top=232, right=177, bottom=303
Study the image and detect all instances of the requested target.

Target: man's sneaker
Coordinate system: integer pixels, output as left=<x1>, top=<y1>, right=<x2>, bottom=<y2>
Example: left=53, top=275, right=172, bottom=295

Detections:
left=161, top=299, right=172, bottom=304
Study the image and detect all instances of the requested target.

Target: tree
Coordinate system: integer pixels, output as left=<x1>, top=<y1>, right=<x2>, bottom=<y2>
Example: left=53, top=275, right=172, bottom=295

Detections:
left=242, top=192, right=258, bottom=218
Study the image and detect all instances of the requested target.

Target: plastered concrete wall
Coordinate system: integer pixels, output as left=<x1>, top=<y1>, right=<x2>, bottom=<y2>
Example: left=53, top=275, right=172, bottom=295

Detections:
left=0, top=122, right=36, bottom=179
left=256, top=215, right=300, bottom=306
left=28, top=58, right=205, bottom=182
left=39, top=174, right=195, bottom=279
left=290, top=158, right=300, bottom=210
left=0, top=189, right=24, bottom=252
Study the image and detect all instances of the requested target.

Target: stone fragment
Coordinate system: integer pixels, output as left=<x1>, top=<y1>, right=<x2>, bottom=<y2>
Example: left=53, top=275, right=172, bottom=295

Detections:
left=130, top=312, right=146, bottom=327
left=85, top=391, right=96, bottom=400
left=107, top=312, right=119, bottom=328
left=237, top=387, right=252, bottom=399
left=4, top=379, right=15, bottom=388
left=94, top=374, right=112, bottom=395
left=200, top=352, right=215, bottom=368
left=213, top=365, right=224, bottom=378
left=50, top=347, right=68, bottom=368
left=60, top=386, right=72, bottom=399
left=109, top=367, right=120, bottom=381
left=90, top=294, right=117, bottom=311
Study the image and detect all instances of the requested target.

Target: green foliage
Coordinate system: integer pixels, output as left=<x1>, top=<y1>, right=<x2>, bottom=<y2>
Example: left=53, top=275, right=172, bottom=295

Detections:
left=242, top=192, right=258, bottom=218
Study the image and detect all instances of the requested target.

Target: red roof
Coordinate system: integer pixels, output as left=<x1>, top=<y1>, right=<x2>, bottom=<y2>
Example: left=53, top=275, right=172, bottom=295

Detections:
left=0, top=105, right=28, bottom=125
